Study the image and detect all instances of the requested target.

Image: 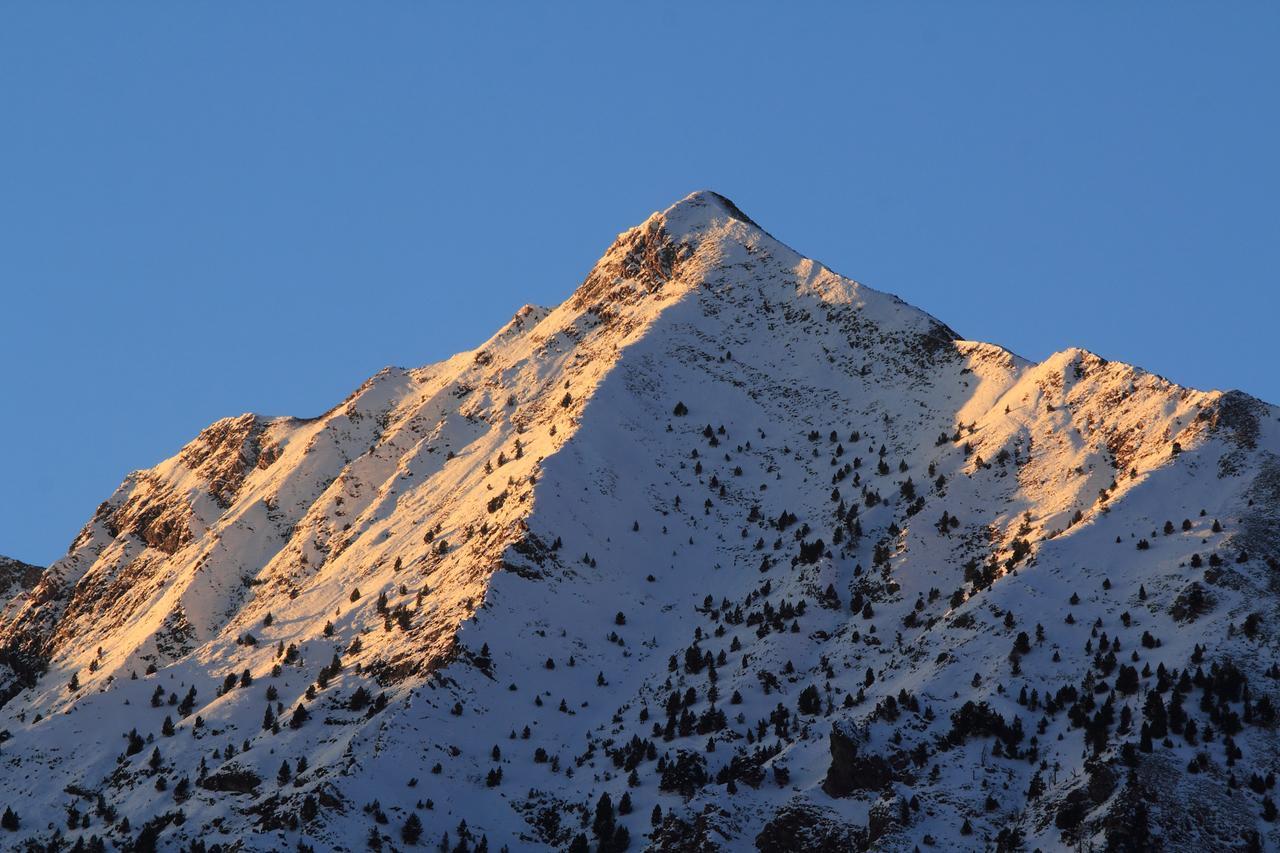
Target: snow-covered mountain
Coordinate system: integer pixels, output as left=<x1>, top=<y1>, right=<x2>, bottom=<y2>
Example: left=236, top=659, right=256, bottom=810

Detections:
left=2, top=191, right=1277, bottom=852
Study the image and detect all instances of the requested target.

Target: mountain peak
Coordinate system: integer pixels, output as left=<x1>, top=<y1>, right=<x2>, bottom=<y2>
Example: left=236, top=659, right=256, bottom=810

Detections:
left=656, top=189, right=760, bottom=234
left=566, top=189, right=791, bottom=321
left=570, top=190, right=957, bottom=357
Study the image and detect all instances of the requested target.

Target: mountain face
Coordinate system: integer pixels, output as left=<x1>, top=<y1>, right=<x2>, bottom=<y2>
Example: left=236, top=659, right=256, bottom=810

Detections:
left=2, top=191, right=1278, bottom=852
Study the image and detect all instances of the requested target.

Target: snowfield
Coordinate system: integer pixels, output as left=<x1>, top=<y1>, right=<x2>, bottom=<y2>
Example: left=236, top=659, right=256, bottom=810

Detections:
left=0, top=191, right=1277, bottom=852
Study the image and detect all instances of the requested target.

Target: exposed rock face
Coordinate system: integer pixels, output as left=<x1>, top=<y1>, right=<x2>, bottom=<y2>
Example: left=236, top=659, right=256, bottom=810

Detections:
left=0, top=555, right=45, bottom=704
left=0, top=555, right=42, bottom=596
left=648, top=807, right=730, bottom=853
left=1053, top=762, right=1117, bottom=837
left=822, top=721, right=897, bottom=797
left=179, top=412, right=274, bottom=508
left=867, top=792, right=910, bottom=843
left=110, top=473, right=195, bottom=554
left=0, top=191, right=1276, bottom=851
left=755, top=803, right=867, bottom=852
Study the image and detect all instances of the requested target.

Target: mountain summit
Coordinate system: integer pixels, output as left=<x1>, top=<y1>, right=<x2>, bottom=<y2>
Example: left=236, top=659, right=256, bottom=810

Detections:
left=1, top=194, right=1277, bottom=851
left=653, top=189, right=762, bottom=229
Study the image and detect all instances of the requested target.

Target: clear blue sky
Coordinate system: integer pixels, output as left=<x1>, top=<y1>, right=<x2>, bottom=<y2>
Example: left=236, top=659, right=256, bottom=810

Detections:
left=2, top=4, right=1277, bottom=565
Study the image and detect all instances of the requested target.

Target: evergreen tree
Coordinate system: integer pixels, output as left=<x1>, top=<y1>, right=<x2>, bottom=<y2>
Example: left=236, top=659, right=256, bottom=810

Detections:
left=592, top=792, right=615, bottom=840
left=401, top=812, right=423, bottom=844
left=178, top=686, right=197, bottom=717
left=1143, top=692, right=1168, bottom=739
left=1116, top=665, right=1140, bottom=695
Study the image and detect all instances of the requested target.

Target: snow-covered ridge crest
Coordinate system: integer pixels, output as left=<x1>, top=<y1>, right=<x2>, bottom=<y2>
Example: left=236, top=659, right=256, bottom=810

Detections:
left=0, top=192, right=1276, bottom=852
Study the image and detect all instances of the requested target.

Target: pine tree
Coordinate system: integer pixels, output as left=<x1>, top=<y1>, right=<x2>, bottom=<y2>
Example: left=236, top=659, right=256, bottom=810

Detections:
left=1116, top=665, right=1140, bottom=695
left=0, top=807, right=17, bottom=830
left=592, top=792, right=615, bottom=840
left=178, top=686, right=197, bottom=717
left=401, top=812, right=423, bottom=844
left=1143, top=692, right=1168, bottom=739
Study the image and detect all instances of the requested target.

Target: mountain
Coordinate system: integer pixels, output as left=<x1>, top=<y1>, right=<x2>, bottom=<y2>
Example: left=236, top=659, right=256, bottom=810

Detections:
left=1, top=191, right=1277, bottom=852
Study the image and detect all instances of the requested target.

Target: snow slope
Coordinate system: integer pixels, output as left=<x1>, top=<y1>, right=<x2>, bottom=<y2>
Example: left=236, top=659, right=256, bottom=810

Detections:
left=1, top=191, right=1277, bottom=852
